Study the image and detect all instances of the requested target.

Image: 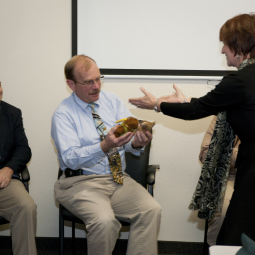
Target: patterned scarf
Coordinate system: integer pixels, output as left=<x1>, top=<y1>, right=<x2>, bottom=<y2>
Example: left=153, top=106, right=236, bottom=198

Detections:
left=189, top=112, right=235, bottom=220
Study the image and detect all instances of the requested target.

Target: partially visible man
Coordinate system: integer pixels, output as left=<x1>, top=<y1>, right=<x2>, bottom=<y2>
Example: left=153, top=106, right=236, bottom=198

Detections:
left=0, top=82, right=37, bottom=255
left=52, top=55, right=161, bottom=255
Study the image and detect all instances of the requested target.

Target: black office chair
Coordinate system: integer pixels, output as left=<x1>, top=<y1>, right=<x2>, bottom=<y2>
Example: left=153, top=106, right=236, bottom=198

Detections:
left=58, top=138, right=159, bottom=255
left=0, top=166, right=30, bottom=252
left=203, top=220, right=209, bottom=255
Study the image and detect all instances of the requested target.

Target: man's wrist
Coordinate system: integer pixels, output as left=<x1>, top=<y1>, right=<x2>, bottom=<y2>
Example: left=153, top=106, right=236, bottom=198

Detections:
left=100, top=140, right=110, bottom=154
left=0, top=167, right=14, bottom=176
left=131, top=142, right=143, bottom=150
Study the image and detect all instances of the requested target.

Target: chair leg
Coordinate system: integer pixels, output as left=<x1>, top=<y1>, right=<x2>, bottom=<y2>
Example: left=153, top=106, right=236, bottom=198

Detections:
left=148, top=184, right=153, bottom=196
left=10, top=236, right=13, bottom=255
left=203, top=220, right=209, bottom=255
left=59, top=209, right=64, bottom=255
left=72, top=221, right=75, bottom=255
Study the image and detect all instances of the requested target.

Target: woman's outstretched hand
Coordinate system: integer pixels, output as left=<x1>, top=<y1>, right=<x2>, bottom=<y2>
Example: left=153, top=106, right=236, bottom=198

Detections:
left=159, top=84, right=186, bottom=103
left=129, top=84, right=189, bottom=110
left=129, top=87, right=157, bottom=109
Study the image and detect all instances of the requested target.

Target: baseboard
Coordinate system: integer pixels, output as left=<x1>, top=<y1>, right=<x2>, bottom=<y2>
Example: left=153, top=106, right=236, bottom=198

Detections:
left=0, top=236, right=203, bottom=254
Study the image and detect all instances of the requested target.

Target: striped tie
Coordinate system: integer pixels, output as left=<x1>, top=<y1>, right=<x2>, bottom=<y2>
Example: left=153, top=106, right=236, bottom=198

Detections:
left=88, top=103, right=123, bottom=184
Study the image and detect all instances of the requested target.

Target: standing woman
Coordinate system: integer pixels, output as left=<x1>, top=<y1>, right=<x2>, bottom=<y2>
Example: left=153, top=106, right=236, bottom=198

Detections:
left=129, top=13, right=255, bottom=246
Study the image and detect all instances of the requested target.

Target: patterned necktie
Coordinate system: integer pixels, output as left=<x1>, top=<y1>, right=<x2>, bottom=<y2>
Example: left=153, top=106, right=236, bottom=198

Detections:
left=88, top=103, right=123, bottom=184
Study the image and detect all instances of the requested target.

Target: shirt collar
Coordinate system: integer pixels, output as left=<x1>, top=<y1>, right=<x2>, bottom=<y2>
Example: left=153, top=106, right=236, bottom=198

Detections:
left=72, top=92, right=102, bottom=110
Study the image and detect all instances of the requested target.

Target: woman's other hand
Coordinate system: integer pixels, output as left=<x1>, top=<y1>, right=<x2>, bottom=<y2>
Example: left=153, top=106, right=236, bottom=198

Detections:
left=159, top=84, right=188, bottom=103
left=129, top=87, right=157, bottom=109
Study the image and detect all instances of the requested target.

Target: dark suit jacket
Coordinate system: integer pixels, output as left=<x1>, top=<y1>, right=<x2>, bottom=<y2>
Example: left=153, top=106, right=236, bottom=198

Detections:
left=0, top=101, right=31, bottom=175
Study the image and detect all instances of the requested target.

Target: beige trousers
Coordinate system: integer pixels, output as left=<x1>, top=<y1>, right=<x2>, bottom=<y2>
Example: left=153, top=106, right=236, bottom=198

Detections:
left=207, top=172, right=235, bottom=246
left=55, top=172, right=161, bottom=255
left=0, top=179, right=37, bottom=255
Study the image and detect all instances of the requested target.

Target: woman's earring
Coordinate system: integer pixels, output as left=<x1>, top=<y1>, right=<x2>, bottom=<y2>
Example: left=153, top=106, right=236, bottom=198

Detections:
left=237, top=55, right=241, bottom=60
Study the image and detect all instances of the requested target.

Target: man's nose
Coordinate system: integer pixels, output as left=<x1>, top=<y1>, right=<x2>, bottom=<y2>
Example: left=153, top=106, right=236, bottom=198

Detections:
left=92, top=80, right=100, bottom=89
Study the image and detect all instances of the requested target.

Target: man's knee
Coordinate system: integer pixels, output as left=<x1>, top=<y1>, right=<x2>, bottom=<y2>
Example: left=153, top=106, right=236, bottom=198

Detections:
left=17, top=195, right=37, bottom=217
left=147, top=200, right=162, bottom=217
left=87, top=212, right=121, bottom=233
left=152, top=203, right=161, bottom=223
left=155, top=202, right=162, bottom=214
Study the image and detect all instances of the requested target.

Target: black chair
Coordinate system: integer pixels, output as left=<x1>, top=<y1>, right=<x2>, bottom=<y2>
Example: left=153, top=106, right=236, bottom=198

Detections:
left=0, top=166, right=30, bottom=252
left=203, top=220, right=209, bottom=255
left=58, top=139, right=159, bottom=255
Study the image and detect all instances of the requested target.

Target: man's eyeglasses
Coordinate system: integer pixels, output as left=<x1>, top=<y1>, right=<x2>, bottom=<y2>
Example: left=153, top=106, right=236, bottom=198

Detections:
left=73, top=75, right=104, bottom=87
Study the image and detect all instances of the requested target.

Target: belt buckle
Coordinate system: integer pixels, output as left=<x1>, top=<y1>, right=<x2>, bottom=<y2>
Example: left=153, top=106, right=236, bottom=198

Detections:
left=65, top=168, right=75, bottom=178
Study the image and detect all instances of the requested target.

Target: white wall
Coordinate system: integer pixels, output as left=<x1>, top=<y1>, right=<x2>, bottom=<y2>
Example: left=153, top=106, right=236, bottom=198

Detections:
left=0, top=0, right=216, bottom=242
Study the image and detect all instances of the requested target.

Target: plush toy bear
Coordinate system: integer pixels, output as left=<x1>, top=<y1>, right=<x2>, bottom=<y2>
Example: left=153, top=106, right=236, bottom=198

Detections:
left=114, top=117, right=139, bottom=138
left=114, top=116, right=155, bottom=137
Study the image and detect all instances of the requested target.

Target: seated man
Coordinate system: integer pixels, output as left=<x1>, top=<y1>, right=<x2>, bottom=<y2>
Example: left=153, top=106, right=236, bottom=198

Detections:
left=0, top=82, right=37, bottom=255
left=52, top=55, right=161, bottom=255
left=199, top=115, right=240, bottom=246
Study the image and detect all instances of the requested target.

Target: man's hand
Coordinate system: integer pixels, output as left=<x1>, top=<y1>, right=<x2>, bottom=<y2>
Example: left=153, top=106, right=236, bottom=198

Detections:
left=132, top=131, right=152, bottom=148
left=101, top=125, right=134, bottom=153
left=0, top=167, right=14, bottom=189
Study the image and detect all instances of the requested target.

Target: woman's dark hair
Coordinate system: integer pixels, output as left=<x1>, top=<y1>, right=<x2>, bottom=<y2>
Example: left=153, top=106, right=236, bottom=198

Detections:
left=220, top=13, right=255, bottom=58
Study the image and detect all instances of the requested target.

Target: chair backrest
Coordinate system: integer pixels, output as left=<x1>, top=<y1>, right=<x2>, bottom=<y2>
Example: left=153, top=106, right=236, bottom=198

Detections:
left=125, top=138, right=151, bottom=189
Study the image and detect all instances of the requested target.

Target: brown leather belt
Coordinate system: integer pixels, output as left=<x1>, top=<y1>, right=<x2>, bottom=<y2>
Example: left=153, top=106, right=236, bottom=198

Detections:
left=64, top=168, right=85, bottom=178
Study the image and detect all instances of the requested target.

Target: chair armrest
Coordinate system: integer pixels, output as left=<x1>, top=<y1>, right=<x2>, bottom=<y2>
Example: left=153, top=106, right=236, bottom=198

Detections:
left=58, top=168, right=62, bottom=179
left=147, top=164, right=160, bottom=185
left=21, top=166, right=30, bottom=182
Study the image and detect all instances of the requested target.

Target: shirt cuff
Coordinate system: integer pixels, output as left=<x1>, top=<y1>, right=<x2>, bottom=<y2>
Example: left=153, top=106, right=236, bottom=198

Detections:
left=91, top=143, right=107, bottom=158
left=126, top=138, right=144, bottom=155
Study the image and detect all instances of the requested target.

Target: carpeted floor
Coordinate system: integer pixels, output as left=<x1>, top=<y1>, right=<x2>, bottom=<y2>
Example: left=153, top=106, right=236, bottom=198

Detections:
left=0, top=250, right=202, bottom=255
left=0, top=237, right=205, bottom=255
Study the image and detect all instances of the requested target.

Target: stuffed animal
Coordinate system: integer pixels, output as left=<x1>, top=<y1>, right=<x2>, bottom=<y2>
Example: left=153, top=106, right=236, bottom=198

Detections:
left=114, top=117, right=139, bottom=138
left=137, top=120, right=156, bottom=133
left=114, top=116, right=155, bottom=137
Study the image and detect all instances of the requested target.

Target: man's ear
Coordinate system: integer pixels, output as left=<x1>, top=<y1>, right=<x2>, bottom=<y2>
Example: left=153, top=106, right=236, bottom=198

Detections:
left=66, top=79, right=75, bottom=91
